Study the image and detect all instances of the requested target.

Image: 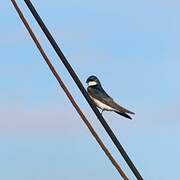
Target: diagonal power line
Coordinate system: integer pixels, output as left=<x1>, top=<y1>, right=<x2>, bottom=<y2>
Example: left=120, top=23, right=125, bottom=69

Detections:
left=11, top=0, right=129, bottom=179
left=22, top=0, right=143, bottom=179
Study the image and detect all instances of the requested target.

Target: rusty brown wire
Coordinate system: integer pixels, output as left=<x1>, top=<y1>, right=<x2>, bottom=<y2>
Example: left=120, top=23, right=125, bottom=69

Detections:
left=11, top=0, right=129, bottom=179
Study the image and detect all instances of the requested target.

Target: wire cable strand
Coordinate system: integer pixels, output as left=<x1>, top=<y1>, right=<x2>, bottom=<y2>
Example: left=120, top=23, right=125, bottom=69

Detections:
left=11, top=0, right=129, bottom=179
left=23, top=0, right=143, bottom=179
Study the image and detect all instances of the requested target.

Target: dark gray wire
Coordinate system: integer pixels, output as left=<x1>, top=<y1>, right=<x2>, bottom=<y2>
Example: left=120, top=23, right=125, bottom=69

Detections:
left=23, top=1, right=143, bottom=179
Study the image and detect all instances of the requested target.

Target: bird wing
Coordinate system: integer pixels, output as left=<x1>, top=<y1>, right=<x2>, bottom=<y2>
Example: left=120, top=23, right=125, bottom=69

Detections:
left=87, top=86, right=135, bottom=114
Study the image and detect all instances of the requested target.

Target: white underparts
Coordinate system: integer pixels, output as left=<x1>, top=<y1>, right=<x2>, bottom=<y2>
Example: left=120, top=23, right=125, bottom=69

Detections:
left=90, top=96, right=117, bottom=111
left=88, top=81, right=98, bottom=86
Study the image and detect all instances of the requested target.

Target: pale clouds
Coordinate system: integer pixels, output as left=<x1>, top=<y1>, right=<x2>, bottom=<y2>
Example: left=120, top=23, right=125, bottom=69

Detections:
left=0, top=103, right=81, bottom=134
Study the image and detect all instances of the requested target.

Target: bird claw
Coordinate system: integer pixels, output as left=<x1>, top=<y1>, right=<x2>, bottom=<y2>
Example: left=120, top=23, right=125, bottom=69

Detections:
left=101, top=109, right=104, bottom=115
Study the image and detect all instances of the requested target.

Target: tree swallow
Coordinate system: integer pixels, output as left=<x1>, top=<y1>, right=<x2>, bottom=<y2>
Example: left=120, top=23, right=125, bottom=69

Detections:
left=86, top=75, right=135, bottom=120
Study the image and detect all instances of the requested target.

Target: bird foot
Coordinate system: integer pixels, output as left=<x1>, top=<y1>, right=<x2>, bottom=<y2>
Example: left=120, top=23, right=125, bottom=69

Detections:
left=101, top=109, right=104, bottom=115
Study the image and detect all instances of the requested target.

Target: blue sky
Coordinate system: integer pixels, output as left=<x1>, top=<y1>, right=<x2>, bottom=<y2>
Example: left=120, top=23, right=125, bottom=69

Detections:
left=1, top=0, right=180, bottom=179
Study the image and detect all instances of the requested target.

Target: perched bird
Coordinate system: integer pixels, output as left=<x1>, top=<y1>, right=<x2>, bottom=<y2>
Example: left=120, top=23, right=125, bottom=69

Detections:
left=86, top=75, right=135, bottom=119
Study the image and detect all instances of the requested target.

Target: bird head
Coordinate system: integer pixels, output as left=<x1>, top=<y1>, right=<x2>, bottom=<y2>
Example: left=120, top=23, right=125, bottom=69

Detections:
left=86, top=75, right=101, bottom=86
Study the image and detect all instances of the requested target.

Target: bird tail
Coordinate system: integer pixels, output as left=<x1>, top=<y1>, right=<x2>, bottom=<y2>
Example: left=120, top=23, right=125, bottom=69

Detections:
left=112, top=101, right=135, bottom=115
left=126, top=110, right=135, bottom=115
left=115, top=111, right=132, bottom=120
